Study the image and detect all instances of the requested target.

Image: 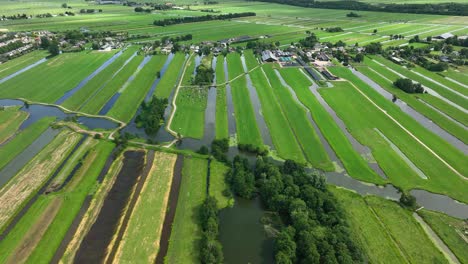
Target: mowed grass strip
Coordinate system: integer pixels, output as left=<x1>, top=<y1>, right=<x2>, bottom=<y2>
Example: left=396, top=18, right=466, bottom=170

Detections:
left=0, top=50, right=48, bottom=79
left=0, top=130, right=81, bottom=232
left=230, top=76, right=263, bottom=147
left=154, top=53, right=186, bottom=99
left=320, top=77, right=468, bottom=203
left=16, top=140, right=114, bottom=264
left=279, top=68, right=383, bottom=183
left=0, top=106, right=28, bottom=144
left=263, top=65, right=332, bottom=169
left=371, top=55, right=468, bottom=110
left=0, top=52, right=114, bottom=103
left=171, top=86, right=208, bottom=139
left=0, top=117, right=54, bottom=171
left=330, top=187, right=407, bottom=263
left=329, top=66, right=468, bottom=178
left=182, top=55, right=197, bottom=86
left=422, top=95, right=468, bottom=126
left=61, top=47, right=139, bottom=110
left=79, top=55, right=144, bottom=115
left=116, top=152, right=177, bottom=264
left=215, top=85, right=228, bottom=139
left=215, top=55, right=226, bottom=86
left=108, top=55, right=167, bottom=122
left=365, top=196, right=447, bottom=263
left=226, top=52, right=245, bottom=80
left=249, top=67, right=306, bottom=163
left=356, top=61, right=468, bottom=144
left=243, top=50, right=259, bottom=71
left=209, top=160, right=231, bottom=209
left=166, top=157, right=207, bottom=264
left=418, top=209, right=468, bottom=264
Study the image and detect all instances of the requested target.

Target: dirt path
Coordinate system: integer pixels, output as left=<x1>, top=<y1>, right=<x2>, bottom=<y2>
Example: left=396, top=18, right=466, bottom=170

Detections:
left=345, top=80, right=467, bottom=181
left=413, top=212, right=460, bottom=264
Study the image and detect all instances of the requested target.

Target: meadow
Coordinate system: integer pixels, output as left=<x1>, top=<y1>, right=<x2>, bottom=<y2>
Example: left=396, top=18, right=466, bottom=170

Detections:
left=153, top=53, right=186, bottom=99
left=209, top=160, right=231, bottom=209
left=0, top=106, right=28, bottom=144
left=0, top=50, right=48, bottom=80
left=171, top=86, right=208, bottom=139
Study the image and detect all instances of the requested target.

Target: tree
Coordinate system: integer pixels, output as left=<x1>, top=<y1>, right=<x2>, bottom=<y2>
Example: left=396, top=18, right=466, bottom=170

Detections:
left=354, top=53, right=364, bottom=62
left=92, top=42, right=100, bottom=50
left=62, top=3, right=67, bottom=8
left=373, top=29, right=378, bottom=34
left=400, top=192, right=418, bottom=210
left=40, top=36, right=50, bottom=49
left=48, top=40, right=60, bottom=56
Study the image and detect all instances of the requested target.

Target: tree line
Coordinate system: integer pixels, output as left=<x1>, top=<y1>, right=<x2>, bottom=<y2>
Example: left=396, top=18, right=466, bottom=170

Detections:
left=153, top=12, right=256, bottom=26
left=249, top=0, right=468, bottom=16
left=226, top=156, right=364, bottom=263
left=135, top=95, right=168, bottom=135
left=393, top=78, right=425, bottom=94
left=199, top=196, right=224, bottom=263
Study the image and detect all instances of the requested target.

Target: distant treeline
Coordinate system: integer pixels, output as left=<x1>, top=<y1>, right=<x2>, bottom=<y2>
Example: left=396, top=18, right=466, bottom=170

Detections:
left=153, top=12, right=256, bottom=26
left=249, top=0, right=468, bottom=16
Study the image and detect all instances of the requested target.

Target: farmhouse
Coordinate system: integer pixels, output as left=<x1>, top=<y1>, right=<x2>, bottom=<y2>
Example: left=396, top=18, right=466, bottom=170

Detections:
left=433, top=33, right=454, bottom=40
left=261, top=50, right=278, bottom=62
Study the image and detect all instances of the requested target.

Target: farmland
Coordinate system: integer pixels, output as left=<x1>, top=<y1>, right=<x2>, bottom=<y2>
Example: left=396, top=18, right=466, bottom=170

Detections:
left=0, top=0, right=467, bottom=263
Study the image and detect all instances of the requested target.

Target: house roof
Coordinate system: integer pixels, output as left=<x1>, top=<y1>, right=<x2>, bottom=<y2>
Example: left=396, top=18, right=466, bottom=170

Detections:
left=262, top=50, right=278, bottom=61
left=437, top=33, right=454, bottom=39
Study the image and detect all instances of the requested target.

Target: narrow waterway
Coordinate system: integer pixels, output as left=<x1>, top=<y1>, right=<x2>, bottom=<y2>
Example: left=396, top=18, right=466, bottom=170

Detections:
left=55, top=50, right=124, bottom=104
left=240, top=56, right=273, bottom=147
left=351, top=68, right=468, bottom=155
left=0, top=58, right=47, bottom=85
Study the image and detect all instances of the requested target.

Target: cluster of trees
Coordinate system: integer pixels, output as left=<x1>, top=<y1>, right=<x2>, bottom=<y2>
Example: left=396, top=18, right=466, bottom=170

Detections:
left=134, top=7, right=152, bottom=13
left=325, top=27, right=343, bottom=33
left=153, top=12, right=256, bottom=26
left=211, top=138, right=229, bottom=162
left=135, top=95, right=168, bottom=135
left=200, top=9, right=220, bottom=13
left=204, top=1, right=219, bottom=4
left=252, top=0, right=468, bottom=16
left=0, top=41, right=25, bottom=55
left=193, top=64, right=215, bottom=85
left=393, top=78, right=424, bottom=93
left=227, top=157, right=364, bottom=263
left=390, top=34, right=405, bottom=40
left=346, top=12, right=360, bottom=17
left=160, top=34, right=193, bottom=45
left=40, top=37, right=60, bottom=56
left=1, top=14, right=30, bottom=20
left=363, top=42, right=382, bottom=54
left=80, top=9, right=102, bottom=14
left=199, top=197, right=223, bottom=264
left=298, top=33, right=319, bottom=48
left=238, top=143, right=268, bottom=156
left=442, top=36, right=468, bottom=47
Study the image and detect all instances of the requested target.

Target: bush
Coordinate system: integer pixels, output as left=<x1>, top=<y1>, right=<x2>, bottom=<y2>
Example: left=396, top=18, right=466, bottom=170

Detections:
left=393, top=78, right=424, bottom=93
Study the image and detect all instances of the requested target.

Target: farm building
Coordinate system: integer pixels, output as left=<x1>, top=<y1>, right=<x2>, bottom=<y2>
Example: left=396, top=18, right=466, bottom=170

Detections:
left=262, top=50, right=278, bottom=62
left=433, top=33, right=454, bottom=40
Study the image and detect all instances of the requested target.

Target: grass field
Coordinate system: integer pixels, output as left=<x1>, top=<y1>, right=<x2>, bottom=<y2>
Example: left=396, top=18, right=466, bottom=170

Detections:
left=278, top=68, right=384, bottom=183
left=165, top=157, right=207, bottom=264
left=320, top=72, right=468, bottom=202
left=154, top=53, right=186, bottom=99
left=215, top=85, right=229, bottom=139
left=0, top=117, right=54, bottom=172
left=209, top=160, right=231, bottom=209
left=108, top=55, right=167, bottom=122
left=0, top=106, right=28, bottom=144
left=230, top=76, right=263, bottom=147
left=226, top=52, right=245, bottom=81
left=330, top=187, right=407, bottom=263
left=248, top=67, right=306, bottom=163
left=0, top=52, right=114, bottom=103
left=171, top=86, right=208, bottom=139
left=355, top=59, right=468, bottom=144
left=117, top=152, right=177, bottom=264
left=418, top=209, right=468, bottom=264
left=365, top=196, right=447, bottom=263
left=0, top=50, right=49, bottom=80
left=61, top=46, right=139, bottom=111
left=263, top=64, right=333, bottom=170
left=0, top=130, right=81, bottom=232
left=182, top=55, right=197, bottom=86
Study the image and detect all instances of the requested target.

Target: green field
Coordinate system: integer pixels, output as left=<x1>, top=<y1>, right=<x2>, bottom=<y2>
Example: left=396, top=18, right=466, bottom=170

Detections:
left=154, top=53, right=187, bottom=99
left=418, top=209, right=468, bottom=263
left=226, top=53, right=245, bottom=81
left=165, top=157, right=207, bottom=264
left=209, top=160, right=231, bottom=209
left=278, top=68, right=384, bottom=183
left=171, top=86, right=208, bottom=139
left=0, top=52, right=114, bottom=103
left=0, top=106, right=28, bottom=144
left=0, top=117, right=54, bottom=172
left=118, top=152, right=177, bottom=263
left=0, top=50, right=48, bottom=80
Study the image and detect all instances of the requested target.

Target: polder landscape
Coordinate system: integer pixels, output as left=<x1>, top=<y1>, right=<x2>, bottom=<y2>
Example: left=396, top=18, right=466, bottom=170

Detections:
left=0, top=0, right=467, bottom=262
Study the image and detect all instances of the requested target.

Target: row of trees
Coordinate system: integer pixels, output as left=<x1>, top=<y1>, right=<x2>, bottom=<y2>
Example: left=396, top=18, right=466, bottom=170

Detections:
left=393, top=78, right=425, bottom=94
left=226, top=156, right=364, bottom=263
left=153, top=12, right=256, bottom=26
left=135, top=96, right=168, bottom=135
left=325, top=27, right=343, bottom=33
left=252, top=0, right=468, bottom=16
left=199, top=197, right=224, bottom=263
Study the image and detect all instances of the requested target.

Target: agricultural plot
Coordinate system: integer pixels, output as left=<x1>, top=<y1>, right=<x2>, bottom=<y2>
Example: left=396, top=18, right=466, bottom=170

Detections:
left=321, top=70, right=468, bottom=203
left=0, top=130, right=81, bottom=232
left=209, top=160, right=231, bottom=209
left=153, top=53, right=187, bottom=99
left=0, top=140, right=114, bottom=264
left=107, top=55, right=167, bottom=122
left=116, top=152, right=177, bottom=264
left=418, top=209, right=468, bottom=264
left=263, top=64, right=332, bottom=170
left=166, top=157, right=207, bottom=264
left=61, top=46, right=139, bottom=111
left=248, top=67, right=306, bottom=163
left=278, top=68, right=383, bottom=183
left=0, top=52, right=114, bottom=103
left=0, top=106, right=28, bottom=144
left=79, top=54, right=144, bottom=115
left=0, top=50, right=48, bottom=80
left=171, top=86, right=208, bottom=139
left=215, top=56, right=228, bottom=139
left=226, top=53, right=245, bottom=81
